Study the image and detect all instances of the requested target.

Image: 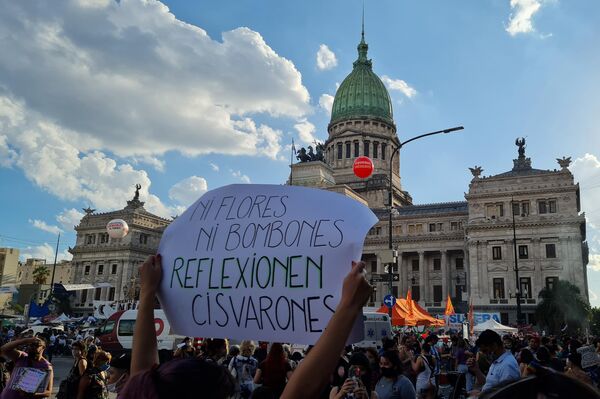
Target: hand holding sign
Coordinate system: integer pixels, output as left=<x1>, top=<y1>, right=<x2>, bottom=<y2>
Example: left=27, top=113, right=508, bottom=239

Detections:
left=157, top=184, right=377, bottom=345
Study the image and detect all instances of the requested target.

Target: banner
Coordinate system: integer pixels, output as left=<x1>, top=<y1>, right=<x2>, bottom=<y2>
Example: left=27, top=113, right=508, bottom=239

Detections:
left=158, top=184, right=376, bottom=344
left=93, top=301, right=119, bottom=319
left=437, top=313, right=501, bottom=330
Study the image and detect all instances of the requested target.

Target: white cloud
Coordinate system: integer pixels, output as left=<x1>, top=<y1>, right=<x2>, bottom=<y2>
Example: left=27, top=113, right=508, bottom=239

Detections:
left=381, top=76, right=417, bottom=98
left=231, top=170, right=251, bottom=184
left=294, top=119, right=317, bottom=145
left=316, top=44, right=338, bottom=71
left=589, top=255, right=600, bottom=272
left=168, top=176, right=208, bottom=207
left=210, top=163, right=220, bottom=172
left=319, top=94, right=334, bottom=114
left=506, top=0, right=543, bottom=36
left=0, top=135, right=17, bottom=167
left=0, top=0, right=310, bottom=164
left=29, top=219, right=63, bottom=235
left=56, top=208, right=85, bottom=231
left=19, top=243, right=72, bottom=263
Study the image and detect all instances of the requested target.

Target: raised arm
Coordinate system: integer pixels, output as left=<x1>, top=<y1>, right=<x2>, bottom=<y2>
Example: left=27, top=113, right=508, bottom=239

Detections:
left=281, top=261, right=371, bottom=399
left=0, top=337, right=35, bottom=362
left=130, top=254, right=162, bottom=376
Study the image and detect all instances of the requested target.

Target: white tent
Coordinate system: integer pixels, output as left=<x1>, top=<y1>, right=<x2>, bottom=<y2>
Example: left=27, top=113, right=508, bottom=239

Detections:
left=52, top=313, right=70, bottom=323
left=474, top=318, right=517, bottom=333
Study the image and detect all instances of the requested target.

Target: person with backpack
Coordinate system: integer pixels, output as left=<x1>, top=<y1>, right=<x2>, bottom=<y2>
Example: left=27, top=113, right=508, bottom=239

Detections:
left=229, top=340, right=259, bottom=399
left=57, top=341, right=88, bottom=399
left=412, top=343, right=436, bottom=399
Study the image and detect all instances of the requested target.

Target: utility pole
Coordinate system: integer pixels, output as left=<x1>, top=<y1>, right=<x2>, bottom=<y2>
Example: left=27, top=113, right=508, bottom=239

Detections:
left=50, top=233, right=60, bottom=295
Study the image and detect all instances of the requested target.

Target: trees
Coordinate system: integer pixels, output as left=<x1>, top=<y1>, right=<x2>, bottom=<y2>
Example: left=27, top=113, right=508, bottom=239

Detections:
left=590, top=307, right=600, bottom=337
left=535, top=280, right=590, bottom=334
left=32, top=265, right=50, bottom=285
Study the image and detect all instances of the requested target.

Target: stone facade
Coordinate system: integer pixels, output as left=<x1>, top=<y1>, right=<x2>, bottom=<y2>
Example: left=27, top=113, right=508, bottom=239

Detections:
left=68, top=193, right=170, bottom=316
left=18, top=259, right=73, bottom=285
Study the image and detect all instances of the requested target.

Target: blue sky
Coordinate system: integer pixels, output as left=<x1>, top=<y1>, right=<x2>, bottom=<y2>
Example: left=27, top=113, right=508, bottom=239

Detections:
left=1, top=0, right=600, bottom=304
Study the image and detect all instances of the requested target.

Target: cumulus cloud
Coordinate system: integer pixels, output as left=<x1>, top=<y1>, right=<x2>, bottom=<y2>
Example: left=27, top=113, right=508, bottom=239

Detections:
left=316, top=44, right=338, bottom=71
left=29, top=219, right=62, bottom=235
left=231, top=170, right=251, bottom=184
left=294, top=119, right=317, bottom=145
left=210, top=163, right=219, bottom=172
left=381, top=76, right=417, bottom=98
left=506, top=0, right=544, bottom=36
left=168, top=176, right=208, bottom=207
left=0, top=135, right=17, bottom=167
left=0, top=0, right=310, bottom=163
left=56, top=208, right=85, bottom=231
left=319, top=94, right=334, bottom=114
left=20, top=243, right=72, bottom=262
left=589, top=254, right=600, bottom=272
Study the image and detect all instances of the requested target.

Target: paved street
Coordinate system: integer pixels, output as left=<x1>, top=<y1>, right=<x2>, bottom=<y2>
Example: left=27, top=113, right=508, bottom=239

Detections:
left=48, top=355, right=115, bottom=398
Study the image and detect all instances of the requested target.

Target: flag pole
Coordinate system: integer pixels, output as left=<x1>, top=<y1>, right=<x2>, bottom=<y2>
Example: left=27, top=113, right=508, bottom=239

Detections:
left=290, top=138, right=296, bottom=185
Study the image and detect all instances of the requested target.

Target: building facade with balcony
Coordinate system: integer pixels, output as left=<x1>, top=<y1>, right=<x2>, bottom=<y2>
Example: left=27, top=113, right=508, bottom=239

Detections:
left=290, top=32, right=589, bottom=325
left=68, top=188, right=170, bottom=316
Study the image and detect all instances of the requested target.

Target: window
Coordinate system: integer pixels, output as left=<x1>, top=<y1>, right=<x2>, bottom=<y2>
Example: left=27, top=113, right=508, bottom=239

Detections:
left=354, top=141, right=359, bottom=157
left=84, top=265, right=90, bottom=275
left=408, top=225, right=415, bottom=234
left=492, top=246, right=502, bottom=260
left=522, top=202, right=530, bottom=215
left=520, top=277, right=532, bottom=298
left=450, top=221, right=460, bottom=231
left=364, top=141, right=370, bottom=157
left=486, top=203, right=504, bottom=218
left=412, top=286, right=420, bottom=302
left=337, top=143, right=342, bottom=160
left=433, top=258, right=441, bottom=271
left=139, top=234, right=149, bottom=245
left=97, top=265, right=104, bottom=275
left=373, top=142, right=379, bottom=159
left=493, top=278, right=505, bottom=299
left=538, top=199, right=557, bottom=214
left=545, top=277, right=558, bottom=290
left=512, top=202, right=520, bottom=216
left=518, top=245, right=529, bottom=259
left=456, top=258, right=464, bottom=269
left=109, top=287, right=115, bottom=301
left=95, top=288, right=102, bottom=301
left=433, top=285, right=443, bottom=303
left=80, top=290, right=88, bottom=304
left=512, top=200, right=531, bottom=216
left=412, top=259, right=419, bottom=271
left=429, top=223, right=436, bottom=232
left=415, top=224, right=423, bottom=233
left=546, top=244, right=556, bottom=258
left=85, top=234, right=96, bottom=245
left=111, top=264, right=118, bottom=274
left=118, top=320, right=135, bottom=337
left=437, top=223, right=443, bottom=232
left=370, top=261, right=377, bottom=273
left=345, top=142, right=351, bottom=158
left=99, top=233, right=109, bottom=244
left=99, top=320, right=115, bottom=335
left=381, top=143, right=387, bottom=160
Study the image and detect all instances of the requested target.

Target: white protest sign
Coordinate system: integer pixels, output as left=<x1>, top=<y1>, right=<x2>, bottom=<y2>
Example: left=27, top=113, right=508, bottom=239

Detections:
left=158, top=184, right=377, bottom=345
left=577, top=345, right=600, bottom=369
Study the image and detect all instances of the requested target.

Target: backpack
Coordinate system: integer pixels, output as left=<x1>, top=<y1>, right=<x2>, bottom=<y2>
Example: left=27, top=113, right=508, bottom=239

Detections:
left=231, top=356, right=256, bottom=399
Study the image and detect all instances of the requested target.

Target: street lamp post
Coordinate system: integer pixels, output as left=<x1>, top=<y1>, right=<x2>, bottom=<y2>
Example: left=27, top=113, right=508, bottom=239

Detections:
left=387, top=126, right=464, bottom=317
left=511, top=196, right=524, bottom=325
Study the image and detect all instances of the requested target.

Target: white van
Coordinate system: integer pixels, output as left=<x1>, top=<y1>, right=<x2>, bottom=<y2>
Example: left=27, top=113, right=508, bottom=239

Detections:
left=96, top=309, right=184, bottom=353
left=353, top=312, right=393, bottom=349
left=22, top=324, right=64, bottom=337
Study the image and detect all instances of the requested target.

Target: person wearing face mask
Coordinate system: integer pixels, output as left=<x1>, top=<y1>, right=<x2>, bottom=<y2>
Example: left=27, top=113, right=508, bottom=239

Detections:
left=105, top=352, right=130, bottom=397
left=57, top=341, right=88, bottom=399
left=375, top=351, right=414, bottom=399
left=0, top=337, right=53, bottom=398
left=76, top=349, right=112, bottom=399
left=330, top=352, right=378, bottom=399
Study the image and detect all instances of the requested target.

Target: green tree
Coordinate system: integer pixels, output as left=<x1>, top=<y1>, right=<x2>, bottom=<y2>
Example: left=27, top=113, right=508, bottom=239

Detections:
left=32, top=265, right=50, bottom=285
left=7, top=302, right=24, bottom=315
left=535, top=280, right=590, bottom=334
left=590, top=307, right=600, bottom=336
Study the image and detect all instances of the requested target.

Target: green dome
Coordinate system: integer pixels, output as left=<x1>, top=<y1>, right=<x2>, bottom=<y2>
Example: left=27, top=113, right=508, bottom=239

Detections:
left=330, top=35, right=394, bottom=126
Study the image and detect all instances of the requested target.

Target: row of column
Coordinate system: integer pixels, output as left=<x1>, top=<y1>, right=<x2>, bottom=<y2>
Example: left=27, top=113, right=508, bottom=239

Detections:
left=325, top=139, right=389, bottom=164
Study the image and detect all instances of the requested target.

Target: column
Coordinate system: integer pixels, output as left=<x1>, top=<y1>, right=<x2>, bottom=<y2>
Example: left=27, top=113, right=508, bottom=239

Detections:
left=419, top=251, right=426, bottom=303
left=441, top=250, right=448, bottom=299
left=398, top=253, right=406, bottom=297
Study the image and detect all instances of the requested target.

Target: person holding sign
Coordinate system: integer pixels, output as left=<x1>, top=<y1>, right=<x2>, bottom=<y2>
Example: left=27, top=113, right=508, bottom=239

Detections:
left=0, top=337, right=53, bottom=398
left=119, top=254, right=236, bottom=399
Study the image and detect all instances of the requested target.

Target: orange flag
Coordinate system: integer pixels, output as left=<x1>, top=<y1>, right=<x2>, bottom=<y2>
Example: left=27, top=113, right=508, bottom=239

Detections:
left=444, top=294, right=455, bottom=316
left=406, top=290, right=413, bottom=316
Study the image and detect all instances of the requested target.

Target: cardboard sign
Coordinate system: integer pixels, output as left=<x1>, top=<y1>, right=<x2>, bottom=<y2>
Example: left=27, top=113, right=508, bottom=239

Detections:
left=10, top=367, right=48, bottom=393
left=577, top=345, right=600, bottom=369
left=158, top=184, right=377, bottom=344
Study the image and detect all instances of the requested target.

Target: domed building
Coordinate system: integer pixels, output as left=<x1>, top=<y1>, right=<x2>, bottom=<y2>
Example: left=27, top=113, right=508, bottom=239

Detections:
left=291, top=30, right=589, bottom=326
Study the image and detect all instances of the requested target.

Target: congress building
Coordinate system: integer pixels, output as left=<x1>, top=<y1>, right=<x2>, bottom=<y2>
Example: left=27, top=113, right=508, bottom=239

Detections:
left=290, top=31, right=589, bottom=325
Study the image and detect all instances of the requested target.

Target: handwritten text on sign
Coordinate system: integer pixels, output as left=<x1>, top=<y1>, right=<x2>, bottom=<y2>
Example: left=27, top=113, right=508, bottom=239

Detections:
left=157, top=184, right=377, bottom=344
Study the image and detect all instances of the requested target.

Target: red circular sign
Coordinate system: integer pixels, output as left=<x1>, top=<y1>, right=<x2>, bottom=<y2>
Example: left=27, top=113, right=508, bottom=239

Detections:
left=154, top=318, right=165, bottom=336
left=353, top=156, right=374, bottom=178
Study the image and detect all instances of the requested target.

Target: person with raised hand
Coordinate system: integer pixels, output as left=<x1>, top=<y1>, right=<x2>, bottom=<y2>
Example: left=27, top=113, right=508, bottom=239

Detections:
left=281, top=261, right=372, bottom=399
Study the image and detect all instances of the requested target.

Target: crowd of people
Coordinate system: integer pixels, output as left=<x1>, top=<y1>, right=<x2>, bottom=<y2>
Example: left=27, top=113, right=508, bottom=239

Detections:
left=0, top=255, right=597, bottom=398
